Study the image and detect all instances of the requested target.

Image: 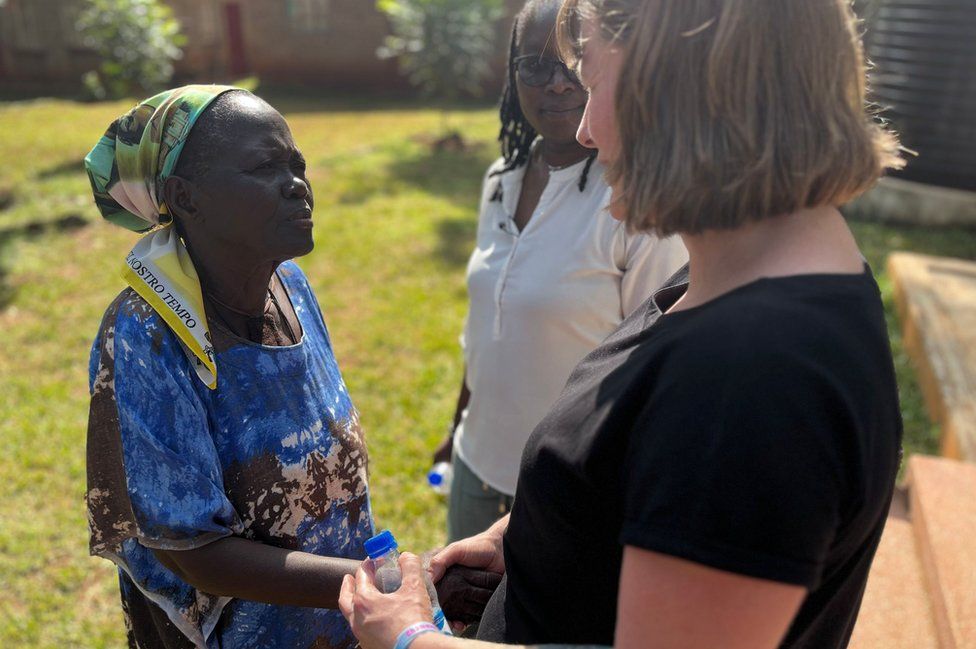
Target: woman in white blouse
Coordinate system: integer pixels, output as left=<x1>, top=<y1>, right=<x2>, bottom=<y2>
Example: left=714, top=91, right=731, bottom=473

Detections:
left=433, top=0, right=687, bottom=541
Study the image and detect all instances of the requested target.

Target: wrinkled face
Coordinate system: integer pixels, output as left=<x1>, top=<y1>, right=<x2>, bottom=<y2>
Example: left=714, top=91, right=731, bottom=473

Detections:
left=515, top=8, right=589, bottom=145
left=178, top=95, right=315, bottom=262
left=576, top=18, right=626, bottom=217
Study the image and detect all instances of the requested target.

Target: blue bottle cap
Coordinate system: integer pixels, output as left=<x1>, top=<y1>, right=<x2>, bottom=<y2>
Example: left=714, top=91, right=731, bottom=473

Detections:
left=428, top=471, right=444, bottom=487
left=364, top=530, right=398, bottom=559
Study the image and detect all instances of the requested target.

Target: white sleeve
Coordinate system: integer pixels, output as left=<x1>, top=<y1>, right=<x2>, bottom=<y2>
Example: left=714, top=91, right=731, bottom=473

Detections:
left=462, top=159, right=506, bottom=357
left=475, top=158, right=506, bottom=236
left=619, top=230, right=689, bottom=317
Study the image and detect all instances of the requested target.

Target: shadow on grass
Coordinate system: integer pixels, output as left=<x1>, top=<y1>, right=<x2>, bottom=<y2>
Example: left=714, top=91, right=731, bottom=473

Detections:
left=386, top=139, right=496, bottom=207
left=435, top=217, right=477, bottom=268
left=37, top=159, right=86, bottom=180
left=0, top=186, right=13, bottom=212
left=382, top=140, right=491, bottom=268
left=0, top=248, right=14, bottom=309
left=0, top=215, right=89, bottom=310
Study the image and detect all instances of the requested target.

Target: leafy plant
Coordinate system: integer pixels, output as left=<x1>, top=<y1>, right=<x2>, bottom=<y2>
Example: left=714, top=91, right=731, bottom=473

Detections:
left=76, top=0, right=186, bottom=99
left=377, top=0, right=504, bottom=113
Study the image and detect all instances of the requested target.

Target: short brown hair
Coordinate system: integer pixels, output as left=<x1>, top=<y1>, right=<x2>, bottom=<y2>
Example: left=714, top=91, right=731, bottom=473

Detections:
left=558, top=0, right=903, bottom=235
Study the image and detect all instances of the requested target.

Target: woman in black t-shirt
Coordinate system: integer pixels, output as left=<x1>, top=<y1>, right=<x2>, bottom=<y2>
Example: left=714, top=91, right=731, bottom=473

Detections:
left=338, top=2, right=904, bottom=649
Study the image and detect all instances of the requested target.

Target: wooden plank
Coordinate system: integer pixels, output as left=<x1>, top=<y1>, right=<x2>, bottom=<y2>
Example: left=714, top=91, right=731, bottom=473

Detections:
left=849, top=516, right=938, bottom=649
left=909, top=455, right=976, bottom=649
left=888, top=252, right=976, bottom=462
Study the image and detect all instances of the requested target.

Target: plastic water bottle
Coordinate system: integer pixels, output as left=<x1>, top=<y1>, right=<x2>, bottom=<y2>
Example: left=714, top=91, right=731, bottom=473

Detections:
left=364, top=530, right=402, bottom=593
left=428, top=462, right=453, bottom=495
left=421, top=554, right=453, bottom=635
left=363, top=531, right=453, bottom=635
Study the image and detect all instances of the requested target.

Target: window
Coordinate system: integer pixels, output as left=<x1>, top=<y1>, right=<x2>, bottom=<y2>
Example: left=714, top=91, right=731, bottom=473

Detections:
left=286, top=0, right=330, bottom=33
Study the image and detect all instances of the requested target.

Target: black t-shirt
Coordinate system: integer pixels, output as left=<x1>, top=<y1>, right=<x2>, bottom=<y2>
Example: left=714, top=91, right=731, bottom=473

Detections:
left=477, top=265, right=902, bottom=648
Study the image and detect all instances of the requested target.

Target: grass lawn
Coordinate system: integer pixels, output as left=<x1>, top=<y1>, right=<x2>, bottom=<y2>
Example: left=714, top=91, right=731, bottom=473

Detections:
left=1, top=94, right=974, bottom=647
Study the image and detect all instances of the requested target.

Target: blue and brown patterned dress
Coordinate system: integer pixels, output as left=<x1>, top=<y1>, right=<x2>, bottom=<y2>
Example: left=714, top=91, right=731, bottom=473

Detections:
left=86, top=261, right=373, bottom=648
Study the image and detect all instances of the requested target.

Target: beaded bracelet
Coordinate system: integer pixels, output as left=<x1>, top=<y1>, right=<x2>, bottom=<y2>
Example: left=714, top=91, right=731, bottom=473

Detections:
left=393, top=622, right=440, bottom=649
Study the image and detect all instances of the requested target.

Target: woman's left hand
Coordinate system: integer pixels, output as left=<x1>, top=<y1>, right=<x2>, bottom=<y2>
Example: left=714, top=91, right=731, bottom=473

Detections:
left=339, top=552, right=434, bottom=649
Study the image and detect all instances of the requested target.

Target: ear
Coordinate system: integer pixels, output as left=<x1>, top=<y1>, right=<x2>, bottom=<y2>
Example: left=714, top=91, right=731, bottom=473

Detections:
left=162, top=175, right=199, bottom=227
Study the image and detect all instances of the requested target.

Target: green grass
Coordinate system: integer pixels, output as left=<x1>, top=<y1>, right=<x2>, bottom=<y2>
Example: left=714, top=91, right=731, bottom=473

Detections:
left=1, top=95, right=974, bottom=647
left=849, top=221, right=976, bottom=462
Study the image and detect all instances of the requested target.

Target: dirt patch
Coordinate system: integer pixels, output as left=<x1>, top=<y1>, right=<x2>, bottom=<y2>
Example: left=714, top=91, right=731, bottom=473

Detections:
left=0, top=213, right=89, bottom=243
left=24, top=222, right=45, bottom=237
left=54, top=214, right=89, bottom=232
left=412, top=131, right=475, bottom=154
left=36, top=159, right=86, bottom=180
left=77, top=567, right=115, bottom=616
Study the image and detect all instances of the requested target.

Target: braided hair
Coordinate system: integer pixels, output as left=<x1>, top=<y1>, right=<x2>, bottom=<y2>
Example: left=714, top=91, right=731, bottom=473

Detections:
left=490, top=0, right=597, bottom=202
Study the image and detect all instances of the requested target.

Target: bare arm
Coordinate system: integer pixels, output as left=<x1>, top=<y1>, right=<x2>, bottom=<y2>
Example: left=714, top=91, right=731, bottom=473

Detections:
left=390, top=636, right=600, bottom=649
left=341, top=552, right=605, bottom=649
left=451, top=369, right=472, bottom=431
left=343, top=536, right=805, bottom=649
left=614, top=546, right=806, bottom=649
left=154, top=536, right=361, bottom=609
left=397, top=545, right=806, bottom=649
left=413, top=637, right=607, bottom=649
left=433, top=369, right=472, bottom=464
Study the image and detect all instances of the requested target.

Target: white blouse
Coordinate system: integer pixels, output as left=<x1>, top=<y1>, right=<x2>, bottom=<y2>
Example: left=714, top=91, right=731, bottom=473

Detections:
left=454, top=156, right=688, bottom=494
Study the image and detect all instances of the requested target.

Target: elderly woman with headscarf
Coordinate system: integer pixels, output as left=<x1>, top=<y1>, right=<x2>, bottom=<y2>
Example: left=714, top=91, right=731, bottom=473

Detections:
left=84, top=85, right=371, bottom=649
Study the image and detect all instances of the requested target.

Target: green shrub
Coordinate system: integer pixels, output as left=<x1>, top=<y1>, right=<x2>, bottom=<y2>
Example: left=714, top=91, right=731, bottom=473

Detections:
left=377, top=0, right=504, bottom=102
left=76, top=0, right=186, bottom=100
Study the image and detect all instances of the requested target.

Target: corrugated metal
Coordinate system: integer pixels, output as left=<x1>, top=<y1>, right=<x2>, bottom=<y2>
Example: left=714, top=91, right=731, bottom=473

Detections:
left=865, top=0, right=976, bottom=191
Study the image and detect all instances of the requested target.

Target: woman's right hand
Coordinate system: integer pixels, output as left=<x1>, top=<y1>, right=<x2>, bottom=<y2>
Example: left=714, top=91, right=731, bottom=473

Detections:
left=429, top=517, right=508, bottom=583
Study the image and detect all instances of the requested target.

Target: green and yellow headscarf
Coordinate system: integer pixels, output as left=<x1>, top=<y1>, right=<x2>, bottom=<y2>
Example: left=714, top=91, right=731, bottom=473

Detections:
left=85, top=85, right=240, bottom=390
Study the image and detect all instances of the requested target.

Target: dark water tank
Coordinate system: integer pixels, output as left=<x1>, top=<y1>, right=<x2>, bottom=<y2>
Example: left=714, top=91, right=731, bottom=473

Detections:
left=862, top=0, right=976, bottom=191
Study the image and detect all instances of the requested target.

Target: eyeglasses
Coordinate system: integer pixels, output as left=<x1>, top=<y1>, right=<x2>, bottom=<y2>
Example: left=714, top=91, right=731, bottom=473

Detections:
left=514, top=55, right=581, bottom=88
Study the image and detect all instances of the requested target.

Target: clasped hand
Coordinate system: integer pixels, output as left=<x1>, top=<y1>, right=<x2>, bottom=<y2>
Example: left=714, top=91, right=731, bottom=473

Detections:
left=339, top=529, right=505, bottom=649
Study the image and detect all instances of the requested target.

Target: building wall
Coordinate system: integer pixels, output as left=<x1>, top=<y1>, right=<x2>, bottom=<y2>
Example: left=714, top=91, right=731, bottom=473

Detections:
left=0, top=0, right=523, bottom=93
left=0, top=0, right=100, bottom=85
left=160, top=0, right=405, bottom=88
left=166, top=1, right=226, bottom=80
